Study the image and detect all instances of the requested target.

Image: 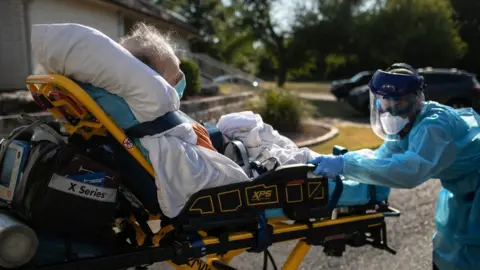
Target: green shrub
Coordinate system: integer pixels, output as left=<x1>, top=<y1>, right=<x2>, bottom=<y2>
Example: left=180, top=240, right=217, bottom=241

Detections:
left=246, top=88, right=314, bottom=132
left=179, top=57, right=201, bottom=98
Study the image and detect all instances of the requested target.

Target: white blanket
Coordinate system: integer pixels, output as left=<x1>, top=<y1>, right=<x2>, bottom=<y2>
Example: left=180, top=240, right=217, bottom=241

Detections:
left=217, top=111, right=320, bottom=165
left=30, top=23, right=250, bottom=218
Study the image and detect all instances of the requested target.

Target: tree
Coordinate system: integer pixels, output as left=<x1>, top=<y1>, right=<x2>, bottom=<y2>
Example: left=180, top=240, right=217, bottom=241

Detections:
left=234, top=0, right=290, bottom=87
left=450, top=0, right=480, bottom=74
left=158, top=0, right=258, bottom=73
left=371, top=0, right=466, bottom=68
left=290, top=0, right=466, bottom=80
left=157, top=0, right=224, bottom=56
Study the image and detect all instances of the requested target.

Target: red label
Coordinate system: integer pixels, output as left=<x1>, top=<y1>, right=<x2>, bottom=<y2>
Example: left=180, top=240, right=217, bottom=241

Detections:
left=324, top=233, right=346, bottom=242
left=288, top=179, right=304, bottom=185
left=122, top=138, right=134, bottom=149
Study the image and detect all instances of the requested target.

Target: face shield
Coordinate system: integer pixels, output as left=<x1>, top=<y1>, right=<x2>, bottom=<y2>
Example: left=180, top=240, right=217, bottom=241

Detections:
left=368, top=69, right=425, bottom=141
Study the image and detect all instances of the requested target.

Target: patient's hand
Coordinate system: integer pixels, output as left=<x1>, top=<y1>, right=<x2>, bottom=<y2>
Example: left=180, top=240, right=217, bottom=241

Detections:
left=192, top=123, right=217, bottom=152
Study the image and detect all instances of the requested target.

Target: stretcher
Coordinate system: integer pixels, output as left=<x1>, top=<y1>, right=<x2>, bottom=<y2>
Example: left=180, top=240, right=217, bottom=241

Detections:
left=5, top=74, right=400, bottom=270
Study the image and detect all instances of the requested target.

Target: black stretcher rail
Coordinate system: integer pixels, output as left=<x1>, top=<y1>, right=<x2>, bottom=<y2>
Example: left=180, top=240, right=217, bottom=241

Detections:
left=22, top=211, right=395, bottom=270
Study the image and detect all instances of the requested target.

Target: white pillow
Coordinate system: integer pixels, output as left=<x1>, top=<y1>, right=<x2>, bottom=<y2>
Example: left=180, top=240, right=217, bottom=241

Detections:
left=30, top=23, right=180, bottom=123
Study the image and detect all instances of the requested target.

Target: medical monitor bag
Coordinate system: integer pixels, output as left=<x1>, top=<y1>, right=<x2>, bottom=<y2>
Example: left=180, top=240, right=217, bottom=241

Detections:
left=12, top=141, right=121, bottom=234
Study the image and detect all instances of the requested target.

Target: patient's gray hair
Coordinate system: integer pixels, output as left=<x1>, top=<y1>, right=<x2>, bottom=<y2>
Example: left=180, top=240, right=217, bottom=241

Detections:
left=119, top=22, right=178, bottom=68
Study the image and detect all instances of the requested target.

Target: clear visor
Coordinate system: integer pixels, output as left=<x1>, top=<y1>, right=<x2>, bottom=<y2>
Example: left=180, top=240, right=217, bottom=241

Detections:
left=369, top=91, right=424, bottom=141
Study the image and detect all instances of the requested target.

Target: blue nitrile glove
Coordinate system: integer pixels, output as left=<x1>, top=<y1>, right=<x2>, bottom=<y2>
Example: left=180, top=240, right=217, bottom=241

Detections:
left=308, top=154, right=344, bottom=178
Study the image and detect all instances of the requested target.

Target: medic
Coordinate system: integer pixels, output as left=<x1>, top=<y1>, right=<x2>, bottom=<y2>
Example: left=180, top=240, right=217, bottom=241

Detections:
left=310, top=63, right=480, bottom=270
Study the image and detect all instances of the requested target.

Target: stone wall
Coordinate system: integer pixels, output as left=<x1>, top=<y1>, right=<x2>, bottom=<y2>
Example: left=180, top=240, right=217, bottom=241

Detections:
left=0, top=91, right=254, bottom=136
left=0, top=91, right=40, bottom=115
left=180, top=92, right=253, bottom=123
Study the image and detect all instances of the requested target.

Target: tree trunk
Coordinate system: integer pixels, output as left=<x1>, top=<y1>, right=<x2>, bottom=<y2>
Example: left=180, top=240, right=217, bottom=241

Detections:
left=277, top=55, right=287, bottom=87
left=276, top=39, right=287, bottom=88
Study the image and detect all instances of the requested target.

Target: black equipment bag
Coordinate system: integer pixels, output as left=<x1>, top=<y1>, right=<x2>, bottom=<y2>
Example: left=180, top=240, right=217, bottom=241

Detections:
left=6, top=118, right=121, bottom=235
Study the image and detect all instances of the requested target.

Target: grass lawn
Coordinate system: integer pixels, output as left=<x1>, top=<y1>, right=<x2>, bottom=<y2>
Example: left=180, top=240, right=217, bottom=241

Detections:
left=218, top=81, right=331, bottom=95
left=218, top=83, right=254, bottom=95
left=262, top=81, right=331, bottom=94
left=310, top=125, right=383, bottom=154
left=308, top=99, right=368, bottom=120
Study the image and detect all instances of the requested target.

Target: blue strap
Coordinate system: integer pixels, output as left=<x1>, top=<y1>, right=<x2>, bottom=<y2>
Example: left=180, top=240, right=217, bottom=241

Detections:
left=125, top=111, right=191, bottom=138
left=188, top=232, right=207, bottom=257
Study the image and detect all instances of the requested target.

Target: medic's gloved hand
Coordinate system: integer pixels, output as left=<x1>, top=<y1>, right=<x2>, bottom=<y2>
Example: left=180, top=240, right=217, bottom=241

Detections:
left=308, top=154, right=345, bottom=178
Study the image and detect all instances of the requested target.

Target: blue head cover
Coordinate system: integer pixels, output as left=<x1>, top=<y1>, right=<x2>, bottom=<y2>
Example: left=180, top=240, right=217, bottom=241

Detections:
left=368, top=63, right=425, bottom=98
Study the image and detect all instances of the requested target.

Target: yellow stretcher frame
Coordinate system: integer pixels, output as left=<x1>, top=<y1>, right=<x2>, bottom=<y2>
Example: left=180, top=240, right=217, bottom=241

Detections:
left=25, top=74, right=398, bottom=270
left=25, top=74, right=154, bottom=177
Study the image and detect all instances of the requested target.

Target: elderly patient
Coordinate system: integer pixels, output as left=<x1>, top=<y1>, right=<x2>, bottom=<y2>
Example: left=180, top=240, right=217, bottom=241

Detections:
left=81, top=23, right=216, bottom=157
left=31, top=22, right=250, bottom=219
left=103, top=23, right=319, bottom=168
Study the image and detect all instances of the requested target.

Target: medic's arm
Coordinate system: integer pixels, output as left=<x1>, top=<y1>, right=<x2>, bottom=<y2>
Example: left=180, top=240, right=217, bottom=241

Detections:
left=342, top=118, right=458, bottom=189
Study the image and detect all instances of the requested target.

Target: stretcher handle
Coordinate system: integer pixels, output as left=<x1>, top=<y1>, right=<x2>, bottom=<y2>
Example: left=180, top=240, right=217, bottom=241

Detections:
left=383, top=206, right=401, bottom=217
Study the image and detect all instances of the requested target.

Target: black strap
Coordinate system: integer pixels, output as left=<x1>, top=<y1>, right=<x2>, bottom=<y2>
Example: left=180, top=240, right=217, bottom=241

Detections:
left=250, top=158, right=279, bottom=176
left=369, top=185, right=377, bottom=203
left=226, top=141, right=252, bottom=177
left=305, top=221, right=322, bottom=245
left=118, top=191, right=154, bottom=246
left=125, top=111, right=191, bottom=139
left=217, top=232, right=230, bottom=256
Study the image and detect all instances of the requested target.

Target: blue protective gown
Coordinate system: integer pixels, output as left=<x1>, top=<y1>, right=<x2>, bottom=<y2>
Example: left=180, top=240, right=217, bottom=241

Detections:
left=343, top=101, right=480, bottom=269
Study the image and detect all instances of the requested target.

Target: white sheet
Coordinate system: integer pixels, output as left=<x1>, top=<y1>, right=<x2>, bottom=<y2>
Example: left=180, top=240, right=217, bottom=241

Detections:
left=217, top=111, right=320, bottom=165
left=30, top=23, right=250, bottom=218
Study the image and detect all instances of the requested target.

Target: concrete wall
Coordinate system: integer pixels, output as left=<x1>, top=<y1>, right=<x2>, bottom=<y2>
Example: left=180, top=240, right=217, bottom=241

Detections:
left=29, top=0, right=122, bottom=40
left=180, top=92, right=254, bottom=123
left=0, top=0, right=31, bottom=90
left=28, top=0, right=122, bottom=69
left=0, top=0, right=193, bottom=91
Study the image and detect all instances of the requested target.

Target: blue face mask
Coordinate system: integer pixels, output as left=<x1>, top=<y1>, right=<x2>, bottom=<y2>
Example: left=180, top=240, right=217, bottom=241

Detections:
left=174, top=74, right=187, bottom=99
